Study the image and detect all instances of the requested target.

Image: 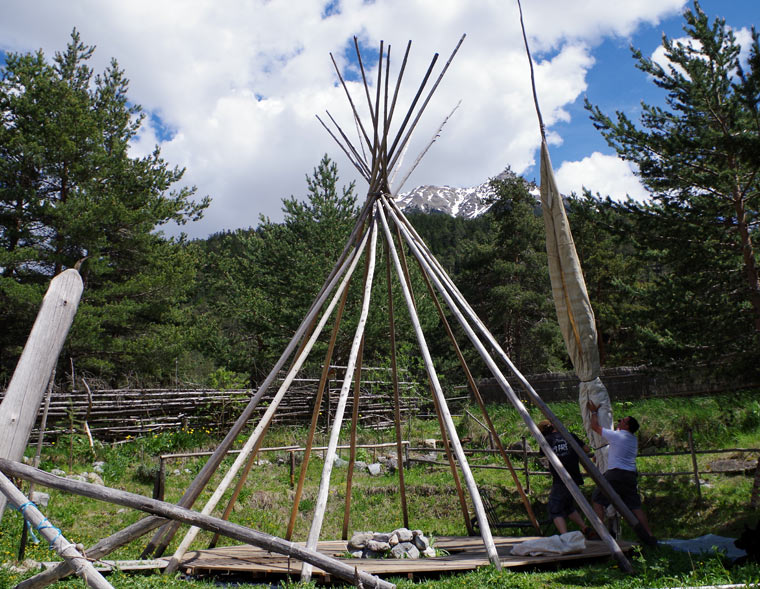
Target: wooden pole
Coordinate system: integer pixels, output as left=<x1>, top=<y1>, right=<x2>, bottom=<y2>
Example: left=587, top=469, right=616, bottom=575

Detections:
left=390, top=222, right=471, bottom=535
left=302, top=214, right=379, bottom=583
left=0, top=459, right=395, bottom=589
left=19, top=368, right=56, bottom=560
left=385, top=237, right=409, bottom=528
left=387, top=196, right=650, bottom=550
left=0, top=269, right=82, bottom=521
left=18, top=516, right=166, bottom=589
left=342, top=218, right=372, bottom=542
left=142, top=202, right=375, bottom=559
left=416, top=254, right=540, bottom=533
left=688, top=429, right=702, bottom=501
left=286, top=283, right=351, bottom=540
left=377, top=204, right=501, bottom=569
left=342, top=337, right=364, bottom=540
left=383, top=199, right=633, bottom=572
left=163, top=227, right=372, bottom=573
left=0, top=470, right=114, bottom=589
left=751, top=456, right=760, bottom=509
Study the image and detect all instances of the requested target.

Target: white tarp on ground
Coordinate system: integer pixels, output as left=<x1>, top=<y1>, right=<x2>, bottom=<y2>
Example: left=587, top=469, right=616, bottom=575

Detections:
left=539, top=140, right=613, bottom=471
left=511, top=531, right=586, bottom=556
left=661, top=534, right=747, bottom=562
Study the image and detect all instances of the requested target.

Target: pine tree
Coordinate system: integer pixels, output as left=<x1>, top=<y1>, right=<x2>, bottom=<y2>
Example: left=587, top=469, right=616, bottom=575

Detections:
left=0, top=30, right=209, bottom=383
left=585, top=2, right=760, bottom=369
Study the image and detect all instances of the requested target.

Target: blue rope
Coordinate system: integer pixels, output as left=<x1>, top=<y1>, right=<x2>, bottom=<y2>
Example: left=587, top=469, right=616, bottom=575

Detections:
left=16, top=502, right=63, bottom=549
left=36, top=518, right=62, bottom=550
left=16, top=501, right=40, bottom=544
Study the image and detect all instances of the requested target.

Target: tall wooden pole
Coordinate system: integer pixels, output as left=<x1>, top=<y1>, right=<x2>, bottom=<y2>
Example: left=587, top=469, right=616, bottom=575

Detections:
left=0, top=269, right=82, bottom=521
left=385, top=199, right=633, bottom=572
left=377, top=204, right=501, bottom=569
left=163, top=226, right=371, bottom=574
left=302, top=214, right=379, bottom=582
left=385, top=237, right=409, bottom=528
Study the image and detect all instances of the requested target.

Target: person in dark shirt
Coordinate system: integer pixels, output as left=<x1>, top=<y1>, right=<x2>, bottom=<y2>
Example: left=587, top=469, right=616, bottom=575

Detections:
left=538, top=419, right=598, bottom=538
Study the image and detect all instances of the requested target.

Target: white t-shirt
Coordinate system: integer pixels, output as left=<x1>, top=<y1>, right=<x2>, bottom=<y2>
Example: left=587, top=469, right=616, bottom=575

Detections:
left=601, top=428, right=638, bottom=472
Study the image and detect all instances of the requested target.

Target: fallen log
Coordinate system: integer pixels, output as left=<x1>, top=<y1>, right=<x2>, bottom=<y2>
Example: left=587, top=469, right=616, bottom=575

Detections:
left=0, top=459, right=395, bottom=589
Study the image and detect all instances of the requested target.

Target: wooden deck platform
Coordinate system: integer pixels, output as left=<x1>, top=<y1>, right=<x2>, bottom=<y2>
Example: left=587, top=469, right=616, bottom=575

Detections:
left=178, top=535, right=635, bottom=581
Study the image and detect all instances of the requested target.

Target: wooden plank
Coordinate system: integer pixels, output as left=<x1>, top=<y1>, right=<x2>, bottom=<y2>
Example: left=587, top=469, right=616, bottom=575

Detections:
left=178, top=536, right=634, bottom=578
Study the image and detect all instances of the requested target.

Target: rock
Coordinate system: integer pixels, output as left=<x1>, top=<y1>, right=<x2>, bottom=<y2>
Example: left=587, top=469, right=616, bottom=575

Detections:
left=391, top=542, right=419, bottom=559
left=393, top=527, right=413, bottom=542
left=172, top=469, right=181, bottom=476
left=50, top=468, right=66, bottom=477
left=363, top=548, right=386, bottom=559
left=367, top=540, right=391, bottom=552
left=367, top=463, right=383, bottom=476
left=413, top=534, right=430, bottom=551
left=350, top=550, right=363, bottom=558
left=354, top=461, right=368, bottom=471
left=373, top=532, right=392, bottom=543
left=66, top=474, right=87, bottom=483
left=92, top=461, right=105, bottom=473
left=347, top=532, right=375, bottom=551
left=423, top=546, right=436, bottom=558
left=30, top=491, right=50, bottom=508
left=388, top=533, right=399, bottom=546
left=333, top=456, right=349, bottom=468
left=86, top=472, right=105, bottom=486
left=386, top=457, right=398, bottom=472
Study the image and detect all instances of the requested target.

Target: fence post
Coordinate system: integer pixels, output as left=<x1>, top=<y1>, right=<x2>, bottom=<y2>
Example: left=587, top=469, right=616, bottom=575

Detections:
left=522, top=436, right=530, bottom=494
left=751, top=456, right=760, bottom=509
left=154, top=457, right=166, bottom=501
left=687, top=429, right=701, bottom=501
left=290, top=450, right=296, bottom=489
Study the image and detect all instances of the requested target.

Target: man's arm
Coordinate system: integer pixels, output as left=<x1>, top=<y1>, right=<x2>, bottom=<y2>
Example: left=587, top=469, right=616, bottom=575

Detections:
left=586, top=401, right=602, bottom=435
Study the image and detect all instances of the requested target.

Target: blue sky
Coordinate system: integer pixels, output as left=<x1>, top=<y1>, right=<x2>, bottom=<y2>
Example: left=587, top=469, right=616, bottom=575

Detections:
left=1, top=0, right=757, bottom=238
left=538, top=0, right=758, bottom=187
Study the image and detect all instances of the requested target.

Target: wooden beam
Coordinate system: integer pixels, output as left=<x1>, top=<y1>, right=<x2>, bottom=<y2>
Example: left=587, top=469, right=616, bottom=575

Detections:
left=0, top=269, right=82, bottom=521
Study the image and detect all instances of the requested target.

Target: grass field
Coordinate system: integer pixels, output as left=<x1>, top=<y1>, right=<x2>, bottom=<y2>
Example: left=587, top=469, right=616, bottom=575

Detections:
left=1, top=392, right=759, bottom=588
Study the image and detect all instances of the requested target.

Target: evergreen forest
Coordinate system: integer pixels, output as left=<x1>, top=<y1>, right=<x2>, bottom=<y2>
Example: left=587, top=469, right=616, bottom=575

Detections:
left=1, top=4, right=758, bottom=391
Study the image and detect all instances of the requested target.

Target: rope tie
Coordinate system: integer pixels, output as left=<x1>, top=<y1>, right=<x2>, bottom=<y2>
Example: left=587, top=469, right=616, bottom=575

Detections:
left=16, top=501, right=40, bottom=544
left=35, top=517, right=63, bottom=550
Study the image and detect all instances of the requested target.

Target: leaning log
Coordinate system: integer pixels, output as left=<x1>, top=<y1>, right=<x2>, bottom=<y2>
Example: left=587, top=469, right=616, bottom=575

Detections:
left=0, top=459, right=395, bottom=589
left=0, top=471, right=113, bottom=589
left=0, top=269, right=83, bottom=521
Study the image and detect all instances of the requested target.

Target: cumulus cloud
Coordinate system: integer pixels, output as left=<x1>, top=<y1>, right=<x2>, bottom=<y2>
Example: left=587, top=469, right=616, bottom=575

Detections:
left=0, top=0, right=686, bottom=237
left=555, top=152, right=650, bottom=201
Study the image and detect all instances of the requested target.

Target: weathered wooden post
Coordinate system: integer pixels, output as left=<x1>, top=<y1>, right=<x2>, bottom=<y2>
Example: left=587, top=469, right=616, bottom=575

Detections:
left=0, top=268, right=83, bottom=521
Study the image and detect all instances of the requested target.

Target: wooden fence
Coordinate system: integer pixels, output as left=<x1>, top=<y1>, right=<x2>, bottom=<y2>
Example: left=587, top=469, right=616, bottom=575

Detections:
left=0, top=368, right=435, bottom=443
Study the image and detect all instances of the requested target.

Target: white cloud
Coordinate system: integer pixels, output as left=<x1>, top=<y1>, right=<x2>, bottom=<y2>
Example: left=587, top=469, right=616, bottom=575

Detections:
left=0, top=0, right=686, bottom=237
left=555, top=152, right=650, bottom=201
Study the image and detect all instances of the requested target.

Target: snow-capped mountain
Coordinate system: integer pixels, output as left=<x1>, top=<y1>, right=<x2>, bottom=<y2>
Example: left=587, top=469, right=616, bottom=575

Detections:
left=395, top=171, right=539, bottom=219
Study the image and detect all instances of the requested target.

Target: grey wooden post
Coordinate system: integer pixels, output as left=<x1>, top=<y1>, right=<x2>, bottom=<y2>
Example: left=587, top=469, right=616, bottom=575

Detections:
left=0, top=269, right=82, bottom=521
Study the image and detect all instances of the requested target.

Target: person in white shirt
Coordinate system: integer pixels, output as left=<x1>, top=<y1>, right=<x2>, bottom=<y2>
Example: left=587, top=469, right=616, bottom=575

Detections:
left=586, top=401, right=653, bottom=538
